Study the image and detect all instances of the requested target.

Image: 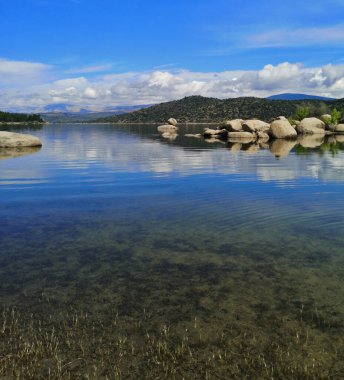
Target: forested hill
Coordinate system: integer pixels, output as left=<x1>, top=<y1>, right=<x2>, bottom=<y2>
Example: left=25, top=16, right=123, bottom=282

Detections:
left=0, top=111, right=44, bottom=123
left=96, top=96, right=344, bottom=123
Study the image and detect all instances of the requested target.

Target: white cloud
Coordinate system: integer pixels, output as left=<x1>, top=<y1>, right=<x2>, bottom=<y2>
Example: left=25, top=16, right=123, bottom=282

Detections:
left=83, top=87, right=98, bottom=99
left=1, top=59, right=344, bottom=112
left=249, top=25, right=344, bottom=47
left=0, top=58, right=52, bottom=87
left=66, top=64, right=114, bottom=74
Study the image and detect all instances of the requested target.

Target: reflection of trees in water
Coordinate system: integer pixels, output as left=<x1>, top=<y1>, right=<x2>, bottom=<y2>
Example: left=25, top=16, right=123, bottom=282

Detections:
left=0, top=124, right=44, bottom=132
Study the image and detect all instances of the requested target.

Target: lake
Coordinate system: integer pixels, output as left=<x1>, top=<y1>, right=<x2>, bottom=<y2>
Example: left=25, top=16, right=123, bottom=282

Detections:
left=1, top=123, right=344, bottom=379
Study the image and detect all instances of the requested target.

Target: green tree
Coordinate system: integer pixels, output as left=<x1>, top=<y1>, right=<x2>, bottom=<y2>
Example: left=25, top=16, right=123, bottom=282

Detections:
left=294, top=106, right=310, bottom=120
left=330, top=108, right=342, bottom=125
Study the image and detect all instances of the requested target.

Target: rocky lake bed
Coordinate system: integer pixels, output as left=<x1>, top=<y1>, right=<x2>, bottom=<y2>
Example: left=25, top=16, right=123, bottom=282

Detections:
left=1, top=123, right=344, bottom=379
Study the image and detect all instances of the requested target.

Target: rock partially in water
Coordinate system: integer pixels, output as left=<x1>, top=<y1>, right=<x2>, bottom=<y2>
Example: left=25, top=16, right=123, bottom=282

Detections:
left=296, top=118, right=325, bottom=135
left=242, top=120, right=270, bottom=133
left=228, top=131, right=255, bottom=139
left=334, top=124, right=344, bottom=133
left=203, top=128, right=228, bottom=139
left=0, top=131, right=42, bottom=148
left=334, top=135, right=344, bottom=143
left=228, top=137, right=254, bottom=144
left=221, top=119, right=243, bottom=132
left=168, top=118, right=178, bottom=126
left=270, top=119, right=297, bottom=139
left=256, top=131, right=270, bottom=142
left=0, top=146, right=42, bottom=160
left=298, top=135, right=324, bottom=148
left=270, top=139, right=297, bottom=158
left=157, top=125, right=178, bottom=133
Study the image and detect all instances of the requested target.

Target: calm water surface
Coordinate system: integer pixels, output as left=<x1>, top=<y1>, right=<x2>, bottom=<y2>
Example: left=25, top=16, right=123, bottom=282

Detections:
left=1, top=124, right=344, bottom=377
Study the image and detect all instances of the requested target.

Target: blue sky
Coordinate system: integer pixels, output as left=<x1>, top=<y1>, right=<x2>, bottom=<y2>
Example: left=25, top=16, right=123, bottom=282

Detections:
left=1, top=0, right=344, bottom=111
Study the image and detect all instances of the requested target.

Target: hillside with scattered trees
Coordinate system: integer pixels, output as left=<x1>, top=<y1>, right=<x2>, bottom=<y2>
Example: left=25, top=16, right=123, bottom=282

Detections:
left=96, top=96, right=344, bottom=123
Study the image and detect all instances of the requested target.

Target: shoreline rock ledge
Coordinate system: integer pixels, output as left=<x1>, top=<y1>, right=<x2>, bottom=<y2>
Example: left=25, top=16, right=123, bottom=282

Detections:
left=0, top=131, right=43, bottom=148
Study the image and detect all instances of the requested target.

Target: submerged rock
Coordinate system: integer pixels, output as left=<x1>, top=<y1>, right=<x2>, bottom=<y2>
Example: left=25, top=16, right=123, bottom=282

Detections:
left=270, top=119, right=297, bottom=139
left=0, top=131, right=42, bottom=148
left=296, top=118, right=325, bottom=135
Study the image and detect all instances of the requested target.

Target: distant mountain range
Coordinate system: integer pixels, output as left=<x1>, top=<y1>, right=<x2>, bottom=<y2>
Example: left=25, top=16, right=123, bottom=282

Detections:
left=95, top=95, right=344, bottom=124
left=267, top=93, right=336, bottom=101
left=41, top=104, right=153, bottom=123
left=1, top=94, right=342, bottom=124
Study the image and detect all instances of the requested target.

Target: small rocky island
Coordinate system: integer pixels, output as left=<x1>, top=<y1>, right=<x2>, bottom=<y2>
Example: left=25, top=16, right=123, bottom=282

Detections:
left=158, top=115, right=344, bottom=142
left=157, top=115, right=344, bottom=157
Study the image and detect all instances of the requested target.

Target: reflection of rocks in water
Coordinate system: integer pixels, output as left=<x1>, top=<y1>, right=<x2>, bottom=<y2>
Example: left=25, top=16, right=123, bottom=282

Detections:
left=205, top=137, right=226, bottom=144
left=327, top=136, right=337, bottom=144
left=227, top=142, right=242, bottom=152
left=258, top=141, right=269, bottom=150
left=298, top=135, right=324, bottom=148
left=184, top=134, right=202, bottom=138
left=270, top=139, right=297, bottom=158
left=161, top=132, right=178, bottom=140
left=228, top=137, right=254, bottom=144
left=241, top=143, right=260, bottom=154
left=0, top=146, right=42, bottom=160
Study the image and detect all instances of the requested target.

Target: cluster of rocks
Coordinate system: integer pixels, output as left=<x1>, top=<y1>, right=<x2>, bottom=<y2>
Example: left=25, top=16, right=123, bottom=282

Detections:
left=0, top=131, right=43, bottom=148
left=201, top=116, right=344, bottom=143
left=157, top=118, right=179, bottom=140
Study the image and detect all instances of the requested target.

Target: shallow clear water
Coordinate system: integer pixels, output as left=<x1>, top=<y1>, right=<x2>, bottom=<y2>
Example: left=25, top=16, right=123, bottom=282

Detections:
left=1, top=124, right=344, bottom=377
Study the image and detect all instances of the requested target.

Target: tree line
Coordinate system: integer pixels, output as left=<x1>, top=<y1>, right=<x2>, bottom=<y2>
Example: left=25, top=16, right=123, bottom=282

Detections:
left=0, top=111, right=44, bottom=123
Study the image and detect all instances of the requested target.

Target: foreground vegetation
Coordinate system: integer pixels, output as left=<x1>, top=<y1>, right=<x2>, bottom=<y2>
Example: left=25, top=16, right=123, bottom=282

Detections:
left=96, top=96, right=344, bottom=124
left=0, top=111, right=44, bottom=123
left=1, top=306, right=342, bottom=380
